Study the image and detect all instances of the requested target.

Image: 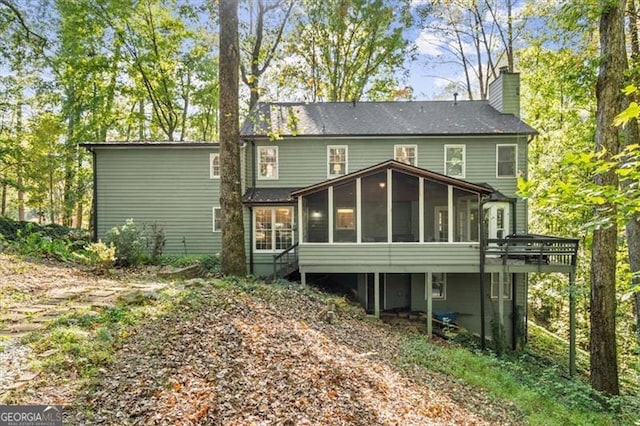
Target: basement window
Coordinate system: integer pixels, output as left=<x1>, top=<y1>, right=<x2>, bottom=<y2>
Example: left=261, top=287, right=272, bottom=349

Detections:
left=491, top=273, right=512, bottom=300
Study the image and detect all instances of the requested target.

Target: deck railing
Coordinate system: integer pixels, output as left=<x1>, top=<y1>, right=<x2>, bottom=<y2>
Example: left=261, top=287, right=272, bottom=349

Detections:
left=484, top=234, right=579, bottom=267
left=273, top=242, right=299, bottom=279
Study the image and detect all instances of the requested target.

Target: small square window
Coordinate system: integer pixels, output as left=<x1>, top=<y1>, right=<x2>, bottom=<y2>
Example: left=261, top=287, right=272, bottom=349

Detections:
left=445, top=145, right=465, bottom=178
left=432, top=273, right=446, bottom=299
left=210, top=153, right=220, bottom=179
left=394, top=145, right=417, bottom=166
left=212, top=207, right=222, bottom=232
left=497, top=144, right=517, bottom=177
left=328, top=146, right=348, bottom=178
left=258, top=147, right=278, bottom=180
left=491, top=273, right=512, bottom=299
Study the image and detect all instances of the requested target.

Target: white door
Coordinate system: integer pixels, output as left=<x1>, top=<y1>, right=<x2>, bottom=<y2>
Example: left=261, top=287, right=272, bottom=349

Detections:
left=484, top=202, right=511, bottom=240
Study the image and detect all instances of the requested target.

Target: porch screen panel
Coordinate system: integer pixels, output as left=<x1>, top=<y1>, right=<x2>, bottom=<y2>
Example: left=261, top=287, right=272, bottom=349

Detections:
left=423, top=179, right=448, bottom=242
left=361, top=171, right=388, bottom=242
left=333, top=181, right=356, bottom=242
left=453, top=188, right=479, bottom=242
left=392, top=171, right=419, bottom=242
left=303, top=189, right=329, bottom=242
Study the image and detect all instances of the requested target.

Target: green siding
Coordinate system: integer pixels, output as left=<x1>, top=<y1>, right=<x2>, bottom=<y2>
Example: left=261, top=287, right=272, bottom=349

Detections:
left=299, top=243, right=481, bottom=273
left=95, top=146, right=221, bottom=255
left=252, top=135, right=528, bottom=232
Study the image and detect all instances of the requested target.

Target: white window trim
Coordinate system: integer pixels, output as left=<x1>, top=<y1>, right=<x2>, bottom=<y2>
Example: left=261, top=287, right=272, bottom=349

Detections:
left=491, top=273, right=513, bottom=300
left=444, top=144, right=466, bottom=178
left=258, top=146, right=279, bottom=180
left=394, top=144, right=418, bottom=166
left=496, top=144, right=518, bottom=178
left=253, top=206, right=294, bottom=252
left=432, top=272, right=447, bottom=300
left=212, top=207, right=222, bottom=232
left=209, top=153, right=220, bottom=179
left=327, top=145, right=348, bottom=179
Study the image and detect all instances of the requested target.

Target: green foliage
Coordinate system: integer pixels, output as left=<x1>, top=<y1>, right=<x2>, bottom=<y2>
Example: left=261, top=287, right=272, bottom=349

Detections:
left=74, top=240, right=116, bottom=274
left=10, top=226, right=76, bottom=262
left=283, top=0, right=413, bottom=102
left=401, top=336, right=630, bottom=424
left=490, top=314, right=507, bottom=356
left=105, top=219, right=147, bottom=267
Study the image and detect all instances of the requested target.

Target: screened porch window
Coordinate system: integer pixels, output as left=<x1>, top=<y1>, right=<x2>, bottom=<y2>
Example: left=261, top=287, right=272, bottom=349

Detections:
left=254, top=207, right=293, bottom=251
left=303, top=189, right=329, bottom=242
left=392, top=171, right=419, bottom=242
left=453, top=188, right=479, bottom=242
left=423, top=179, right=449, bottom=242
left=334, top=181, right=356, bottom=242
left=361, top=171, right=388, bottom=242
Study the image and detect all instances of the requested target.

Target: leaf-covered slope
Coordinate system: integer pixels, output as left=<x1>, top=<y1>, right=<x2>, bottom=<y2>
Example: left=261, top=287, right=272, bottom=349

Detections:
left=75, top=281, right=515, bottom=425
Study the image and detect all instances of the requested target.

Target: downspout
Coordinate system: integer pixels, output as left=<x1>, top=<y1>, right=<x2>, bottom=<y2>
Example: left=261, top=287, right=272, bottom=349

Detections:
left=479, top=196, right=489, bottom=350
left=249, top=139, right=257, bottom=275
left=91, top=148, right=98, bottom=242
left=510, top=197, right=517, bottom=350
left=512, top=272, right=517, bottom=350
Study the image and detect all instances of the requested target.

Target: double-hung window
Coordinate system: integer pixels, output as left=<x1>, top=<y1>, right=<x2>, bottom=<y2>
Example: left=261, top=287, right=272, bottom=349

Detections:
left=394, top=145, right=417, bottom=166
left=212, top=207, right=222, bottom=232
left=327, top=146, right=347, bottom=178
left=496, top=144, right=517, bottom=178
left=258, top=147, right=278, bottom=180
left=254, top=207, right=294, bottom=251
left=491, top=273, right=512, bottom=299
left=210, top=153, right=220, bottom=179
left=444, top=145, right=465, bottom=178
left=432, top=273, right=446, bottom=299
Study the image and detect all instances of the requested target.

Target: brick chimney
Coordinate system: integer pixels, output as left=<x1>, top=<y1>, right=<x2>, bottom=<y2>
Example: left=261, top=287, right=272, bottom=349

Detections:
left=488, top=66, right=520, bottom=117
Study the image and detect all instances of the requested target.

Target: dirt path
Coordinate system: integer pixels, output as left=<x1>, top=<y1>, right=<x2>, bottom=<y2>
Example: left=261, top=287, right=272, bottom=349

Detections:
left=0, top=254, right=167, bottom=397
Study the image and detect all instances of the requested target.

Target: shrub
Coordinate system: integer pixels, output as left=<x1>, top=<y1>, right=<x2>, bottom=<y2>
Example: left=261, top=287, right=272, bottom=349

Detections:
left=144, top=222, right=166, bottom=260
left=105, top=219, right=146, bottom=266
left=13, top=228, right=75, bottom=262
left=75, top=241, right=116, bottom=273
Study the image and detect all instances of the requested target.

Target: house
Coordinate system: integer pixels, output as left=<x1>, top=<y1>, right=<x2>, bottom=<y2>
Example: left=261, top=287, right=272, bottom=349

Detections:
left=81, top=70, right=579, bottom=350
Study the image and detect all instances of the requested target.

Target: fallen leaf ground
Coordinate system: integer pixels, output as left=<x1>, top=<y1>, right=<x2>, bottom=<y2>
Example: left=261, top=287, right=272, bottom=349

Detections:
left=1, top=254, right=523, bottom=425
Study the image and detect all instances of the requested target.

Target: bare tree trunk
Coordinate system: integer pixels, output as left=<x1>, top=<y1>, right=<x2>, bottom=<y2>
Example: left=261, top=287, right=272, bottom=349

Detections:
left=1, top=181, right=6, bottom=216
left=15, top=94, right=25, bottom=222
left=219, top=0, right=246, bottom=276
left=591, top=0, right=625, bottom=396
left=626, top=0, right=640, bottom=349
left=17, top=170, right=24, bottom=221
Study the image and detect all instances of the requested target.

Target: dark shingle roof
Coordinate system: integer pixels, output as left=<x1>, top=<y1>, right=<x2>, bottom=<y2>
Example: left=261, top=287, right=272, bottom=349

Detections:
left=80, top=141, right=218, bottom=148
left=241, top=101, right=536, bottom=138
left=243, top=187, right=300, bottom=204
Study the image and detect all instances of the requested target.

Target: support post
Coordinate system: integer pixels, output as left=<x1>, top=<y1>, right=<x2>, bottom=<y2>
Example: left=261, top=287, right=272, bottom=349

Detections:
left=569, top=272, right=576, bottom=376
left=374, top=272, right=380, bottom=318
left=301, top=271, right=306, bottom=286
left=426, top=272, right=432, bottom=338
left=498, top=271, right=504, bottom=326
